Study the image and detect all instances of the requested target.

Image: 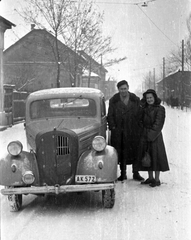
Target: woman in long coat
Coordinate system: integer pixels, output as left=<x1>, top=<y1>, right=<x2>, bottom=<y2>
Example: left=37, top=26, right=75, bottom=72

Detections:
left=136, top=89, right=170, bottom=187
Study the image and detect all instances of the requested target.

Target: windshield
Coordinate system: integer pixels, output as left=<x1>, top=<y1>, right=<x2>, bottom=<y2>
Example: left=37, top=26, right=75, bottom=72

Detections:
left=30, top=98, right=97, bottom=119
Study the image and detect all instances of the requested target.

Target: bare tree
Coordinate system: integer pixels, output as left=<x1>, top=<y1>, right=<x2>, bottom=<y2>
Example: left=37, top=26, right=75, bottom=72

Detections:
left=142, top=71, right=157, bottom=91
left=17, top=0, right=126, bottom=88
left=61, top=0, right=126, bottom=86
left=18, top=0, right=72, bottom=87
left=185, top=13, right=191, bottom=70
left=166, top=13, right=191, bottom=74
left=166, top=50, right=182, bottom=74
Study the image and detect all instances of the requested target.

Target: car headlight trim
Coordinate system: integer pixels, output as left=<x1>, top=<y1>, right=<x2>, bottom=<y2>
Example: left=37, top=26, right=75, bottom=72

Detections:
left=22, top=171, right=35, bottom=185
left=92, top=136, right=106, bottom=152
left=7, top=141, right=23, bottom=156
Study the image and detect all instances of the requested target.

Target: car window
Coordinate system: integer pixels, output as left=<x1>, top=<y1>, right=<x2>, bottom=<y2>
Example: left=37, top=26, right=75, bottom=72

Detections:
left=30, top=98, right=96, bottom=119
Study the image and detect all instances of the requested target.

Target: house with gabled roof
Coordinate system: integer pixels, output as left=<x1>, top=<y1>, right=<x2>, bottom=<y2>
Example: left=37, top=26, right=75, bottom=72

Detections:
left=157, top=70, right=191, bottom=108
left=3, top=27, right=86, bottom=92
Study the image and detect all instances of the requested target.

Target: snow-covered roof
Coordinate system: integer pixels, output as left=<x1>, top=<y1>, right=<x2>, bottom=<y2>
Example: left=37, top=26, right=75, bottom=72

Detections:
left=82, top=70, right=99, bottom=77
left=157, top=70, right=191, bottom=84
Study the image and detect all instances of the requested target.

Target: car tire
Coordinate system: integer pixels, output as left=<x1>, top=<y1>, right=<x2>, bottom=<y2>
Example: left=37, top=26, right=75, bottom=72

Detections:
left=8, top=194, right=22, bottom=212
left=102, top=188, right=115, bottom=208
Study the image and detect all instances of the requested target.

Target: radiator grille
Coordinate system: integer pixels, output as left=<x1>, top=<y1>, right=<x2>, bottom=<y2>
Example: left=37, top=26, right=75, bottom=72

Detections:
left=56, top=135, right=70, bottom=155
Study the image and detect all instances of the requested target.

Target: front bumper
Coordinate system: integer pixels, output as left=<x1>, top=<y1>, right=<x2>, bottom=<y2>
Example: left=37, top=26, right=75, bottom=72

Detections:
left=1, top=183, right=115, bottom=195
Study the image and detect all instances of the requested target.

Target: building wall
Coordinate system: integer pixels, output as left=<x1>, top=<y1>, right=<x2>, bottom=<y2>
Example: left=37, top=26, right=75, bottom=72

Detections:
left=3, top=29, right=83, bottom=92
left=157, top=71, right=191, bottom=107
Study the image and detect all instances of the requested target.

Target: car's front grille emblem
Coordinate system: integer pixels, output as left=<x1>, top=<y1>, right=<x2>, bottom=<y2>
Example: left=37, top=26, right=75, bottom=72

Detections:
left=56, top=135, right=70, bottom=155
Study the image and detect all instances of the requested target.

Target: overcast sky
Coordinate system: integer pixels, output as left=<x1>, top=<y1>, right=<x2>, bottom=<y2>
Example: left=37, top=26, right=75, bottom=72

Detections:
left=0, top=0, right=191, bottom=92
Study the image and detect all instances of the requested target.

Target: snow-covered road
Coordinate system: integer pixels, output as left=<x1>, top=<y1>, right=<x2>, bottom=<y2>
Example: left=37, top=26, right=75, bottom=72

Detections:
left=0, top=105, right=191, bottom=240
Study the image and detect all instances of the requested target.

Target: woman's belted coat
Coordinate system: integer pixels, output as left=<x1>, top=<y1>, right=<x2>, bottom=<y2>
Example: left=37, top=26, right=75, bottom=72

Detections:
left=135, top=98, right=169, bottom=172
left=107, top=92, right=141, bottom=165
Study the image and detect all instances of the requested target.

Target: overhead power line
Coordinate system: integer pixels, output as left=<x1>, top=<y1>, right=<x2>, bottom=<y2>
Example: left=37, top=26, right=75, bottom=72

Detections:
left=95, top=1, right=179, bottom=48
left=94, top=0, right=155, bottom=5
left=94, top=1, right=179, bottom=48
left=137, top=5, right=179, bottom=48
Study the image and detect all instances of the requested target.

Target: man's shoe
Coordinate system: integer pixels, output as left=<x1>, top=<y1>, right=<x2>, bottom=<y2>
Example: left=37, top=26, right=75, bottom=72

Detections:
left=133, top=172, right=144, bottom=181
left=149, top=180, right=161, bottom=187
left=141, top=178, right=155, bottom=184
left=118, top=175, right=127, bottom=181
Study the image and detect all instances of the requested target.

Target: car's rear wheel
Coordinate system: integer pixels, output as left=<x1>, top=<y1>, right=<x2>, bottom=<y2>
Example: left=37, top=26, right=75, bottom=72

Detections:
left=8, top=194, right=22, bottom=212
left=102, top=188, right=115, bottom=208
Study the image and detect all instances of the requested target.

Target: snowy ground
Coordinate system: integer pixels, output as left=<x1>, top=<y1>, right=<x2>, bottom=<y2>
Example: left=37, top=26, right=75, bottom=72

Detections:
left=0, top=105, right=191, bottom=240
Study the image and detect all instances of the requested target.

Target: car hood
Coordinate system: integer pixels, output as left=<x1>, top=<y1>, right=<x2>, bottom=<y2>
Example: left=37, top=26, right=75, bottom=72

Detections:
left=26, top=118, right=100, bottom=150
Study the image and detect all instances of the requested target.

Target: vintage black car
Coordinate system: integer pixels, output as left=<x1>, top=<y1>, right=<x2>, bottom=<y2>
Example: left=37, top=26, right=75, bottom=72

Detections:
left=0, top=87, right=118, bottom=211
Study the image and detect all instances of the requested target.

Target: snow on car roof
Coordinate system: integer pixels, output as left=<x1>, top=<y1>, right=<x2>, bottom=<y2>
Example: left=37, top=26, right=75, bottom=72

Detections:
left=27, top=87, right=103, bottom=101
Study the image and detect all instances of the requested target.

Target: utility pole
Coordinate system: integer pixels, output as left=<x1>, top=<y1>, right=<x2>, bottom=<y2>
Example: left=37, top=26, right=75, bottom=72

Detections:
left=153, top=68, right=155, bottom=90
left=149, top=71, right=151, bottom=88
left=181, top=39, right=184, bottom=110
left=182, top=39, right=184, bottom=72
left=163, top=57, right=165, bottom=103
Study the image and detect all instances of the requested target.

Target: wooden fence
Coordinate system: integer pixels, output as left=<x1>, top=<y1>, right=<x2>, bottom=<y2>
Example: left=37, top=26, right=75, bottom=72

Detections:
left=4, top=85, right=29, bottom=125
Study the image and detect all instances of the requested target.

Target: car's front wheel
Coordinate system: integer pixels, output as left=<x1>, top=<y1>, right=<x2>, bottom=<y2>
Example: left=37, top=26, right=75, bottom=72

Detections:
left=102, top=188, right=115, bottom=208
left=8, top=194, right=22, bottom=212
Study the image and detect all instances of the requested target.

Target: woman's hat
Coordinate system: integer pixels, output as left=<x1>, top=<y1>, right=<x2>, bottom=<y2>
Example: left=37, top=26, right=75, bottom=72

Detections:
left=142, top=89, right=161, bottom=105
left=143, top=89, right=157, bottom=98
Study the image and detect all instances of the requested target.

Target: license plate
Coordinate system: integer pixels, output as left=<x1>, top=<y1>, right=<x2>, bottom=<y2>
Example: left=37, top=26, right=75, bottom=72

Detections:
left=75, top=175, right=96, bottom=183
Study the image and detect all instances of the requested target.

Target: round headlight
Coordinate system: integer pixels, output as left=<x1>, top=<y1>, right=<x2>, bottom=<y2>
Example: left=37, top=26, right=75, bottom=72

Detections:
left=92, top=136, right=106, bottom=152
left=7, top=141, right=23, bottom=156
left=22, top=171, right=35, bottom=185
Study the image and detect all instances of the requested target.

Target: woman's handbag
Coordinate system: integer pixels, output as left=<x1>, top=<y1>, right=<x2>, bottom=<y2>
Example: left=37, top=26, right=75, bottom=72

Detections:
left=141, top=143, right=151, bottom=167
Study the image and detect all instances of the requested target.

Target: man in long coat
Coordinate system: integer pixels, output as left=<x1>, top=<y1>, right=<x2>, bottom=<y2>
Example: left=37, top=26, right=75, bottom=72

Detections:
left=107, top=80, right=144, bottom=181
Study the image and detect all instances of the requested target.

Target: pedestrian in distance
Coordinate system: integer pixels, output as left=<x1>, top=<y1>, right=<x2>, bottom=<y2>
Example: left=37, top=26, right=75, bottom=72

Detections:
left=107, top=80, right=144, bottom=182
left=135, top=89, right=170, bottom=187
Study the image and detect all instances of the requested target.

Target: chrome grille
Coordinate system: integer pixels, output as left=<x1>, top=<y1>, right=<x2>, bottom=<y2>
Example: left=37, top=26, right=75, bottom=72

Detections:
left=56, top=135, right=70, bottom=155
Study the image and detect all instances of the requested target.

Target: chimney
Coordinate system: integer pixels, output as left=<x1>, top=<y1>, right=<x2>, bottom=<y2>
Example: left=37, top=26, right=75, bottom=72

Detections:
left=31, top=24, right=35, bottom=31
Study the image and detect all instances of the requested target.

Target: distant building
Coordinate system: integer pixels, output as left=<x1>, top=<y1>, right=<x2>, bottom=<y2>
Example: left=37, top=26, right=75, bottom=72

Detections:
left=104, top=79, right=117, bottom=100
left=81, top=70, right=101, bottom=88
left=157, top=70, right=191, bottom=107
left=78, top=50, right=108, bottom=94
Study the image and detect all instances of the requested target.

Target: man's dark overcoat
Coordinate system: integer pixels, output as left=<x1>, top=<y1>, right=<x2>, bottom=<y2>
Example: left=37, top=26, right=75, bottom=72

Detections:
left=134, top=98, right=169, bottom=171
left=107, top=92, right=141, bottom=165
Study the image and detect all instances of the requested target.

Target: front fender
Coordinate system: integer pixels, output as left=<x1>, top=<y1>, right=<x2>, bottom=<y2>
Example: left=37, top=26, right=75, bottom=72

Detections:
left=0, top=151, right=39, bottom=187
left=76, top=145, right=118, bottom=182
